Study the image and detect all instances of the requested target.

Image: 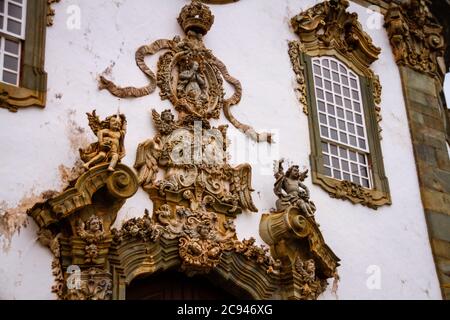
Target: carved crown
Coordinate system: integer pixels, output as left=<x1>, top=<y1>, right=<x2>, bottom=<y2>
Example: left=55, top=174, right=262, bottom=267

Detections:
left=178, top=0, right=215, bottom=35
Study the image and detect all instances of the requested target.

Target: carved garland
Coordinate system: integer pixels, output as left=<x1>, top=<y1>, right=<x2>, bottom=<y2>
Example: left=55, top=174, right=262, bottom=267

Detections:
left=288, top=0, right=391, bottom=209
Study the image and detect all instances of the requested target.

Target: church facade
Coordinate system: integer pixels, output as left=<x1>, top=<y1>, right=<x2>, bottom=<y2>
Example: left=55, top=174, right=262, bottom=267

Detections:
left=0, top=0, right=449, bottom=300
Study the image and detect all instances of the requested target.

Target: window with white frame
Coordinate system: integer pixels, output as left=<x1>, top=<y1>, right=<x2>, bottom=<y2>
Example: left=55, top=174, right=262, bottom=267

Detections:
left=311, top=56, right=372, bottom=188
left=0, top=0, right=27, bottom=86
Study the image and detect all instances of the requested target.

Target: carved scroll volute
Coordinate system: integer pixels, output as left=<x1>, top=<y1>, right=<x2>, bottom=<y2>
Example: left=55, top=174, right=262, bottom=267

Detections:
left=290, top=0, right=381, bottom=69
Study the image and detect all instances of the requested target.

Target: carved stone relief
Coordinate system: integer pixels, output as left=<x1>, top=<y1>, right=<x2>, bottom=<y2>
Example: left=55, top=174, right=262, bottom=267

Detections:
left=99, top=0, right=272, bottom=143
left=260, top=161, right=340, bottom=300
left=28, top=111, right=139, bottom=300
left=384, top=0, right=446, bottom=81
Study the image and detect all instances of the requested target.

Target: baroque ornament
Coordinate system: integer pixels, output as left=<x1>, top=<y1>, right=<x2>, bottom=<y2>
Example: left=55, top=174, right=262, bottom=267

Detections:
left=99, top=0, right=271, bottom=143
left=384, top=0, right=446, bottom=81
left=288, top=0, right=383, bottom=131
left=47, top=0, right=61, bottom=27
left=260, top=160, right=340, bottom=300
left=28, top=111, right=139, bottom=300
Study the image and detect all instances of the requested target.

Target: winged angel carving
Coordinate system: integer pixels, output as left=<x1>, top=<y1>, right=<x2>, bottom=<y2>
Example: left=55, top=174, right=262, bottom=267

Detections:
left=98, top=0, right=272, bottom=143
left=79, top=110, right=127, bottom=172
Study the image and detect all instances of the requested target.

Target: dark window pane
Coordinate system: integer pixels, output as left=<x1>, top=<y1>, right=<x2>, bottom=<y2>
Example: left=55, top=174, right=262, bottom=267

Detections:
left=349, top=135, right=357, bottom=147
left=342, top=75, right=349, bottom=86
left=346, top=111, right=354, bottom=122
left=342, top=160, right=349, bottom=172
left=326, top=91, right=333, bottom=103
left=324, top=166, right=332, bottom=177
left=348, top=123, right=355, bottom=134
left=327, top=104, right=335, bottom=115
left=322, top=59, right=329, bottom=68
left=351, top=163, right=358, bottom=174
left=352, top=90, right=359, bottom=100
left=359, top=139, right=366, bottom=150
left=338, top=120, right=345, bottom=130
left=355, top=114, right=363, bottom=124
left=5, top=38, right=19, bottom=54
left=330, top=144, right=338, bottom=156
left=0, top=15, right=3, bottom=29
left=4, top=54, right=18, bottom=70
left=335, top=96, right=343, bottom=106
left=329, top=116, right=337, bottom=128
left=316, top=89, right=324, bottom=99
left=322, top=142, right=329, bottom=153
left=332, top=157, right=340, bottom=169
left=324, top=80, right=332, bottom=91
left=7, top=3, right=21, bottom=19
left=362, top=179, right=370, bottom=188
left=323, top=68, right=331, bottom=79
left=3, top=70, right=17, bottom=84
left=350, top=78, right=358, bottom=89
left=343, top=87, right=350, bottom=98
left=7, top=18, right=20, bottom=35
left=315, top=76, right=323, bottom=88
left=319, top=113, right=327, bottom=124
left=343, top=173, right=351, bottom=181
left=354, top=102, right=361, bottom=112
left=323, top=155, right=330, bottom=166
left=332, top=72, right=339, bottom=82
left=349, top=150, right=357, bottom=161
left=357, top=126, right=365, bottom=137
left=313, top=64, right=321, bottom=75
left=340, top=132, right=348, bottom=144
left=344, top=98, right=352, bottom=109
left=352, top=175, right=360, bottom=185
left=321, top=126, right=329, bottom=138
left=333, top=170, right=342, bottom=179
left=0, top=0, right=4, bottom=14
left=331, top=60, right=338, bottom=71
left=337, top=107, right=344, bottom=119
left=318, top=100, right=326, bottom=112
left=339, top=65, right=346, bottom=73
left=333, top=83, right=341, bottom=94
left=358, top=154, right=366, bottom=164
left=339, top=147, right=347, bottom=158
left=360, top=166, right=368, bottom=178
left=330, top=129, right=338, bottom=140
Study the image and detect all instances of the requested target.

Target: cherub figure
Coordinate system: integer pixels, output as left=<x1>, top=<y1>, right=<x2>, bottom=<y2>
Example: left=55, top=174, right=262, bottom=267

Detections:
left=80, top=110, right=127, bottom=172
left=273, top=160, right=316, bottom=217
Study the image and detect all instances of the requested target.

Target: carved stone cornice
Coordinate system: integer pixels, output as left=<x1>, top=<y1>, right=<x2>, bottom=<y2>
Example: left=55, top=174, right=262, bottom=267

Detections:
left=384, top=0, right=446, bottom=81
left=291, top=0, right=381, bottom=70
left=313, top=173, right=391, bottom=209
left=29, top=164, right=138, bottom=228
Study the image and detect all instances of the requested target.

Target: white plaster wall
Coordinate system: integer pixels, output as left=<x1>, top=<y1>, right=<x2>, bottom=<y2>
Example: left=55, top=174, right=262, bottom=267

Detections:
left=0, top=0, right=442, bottom=299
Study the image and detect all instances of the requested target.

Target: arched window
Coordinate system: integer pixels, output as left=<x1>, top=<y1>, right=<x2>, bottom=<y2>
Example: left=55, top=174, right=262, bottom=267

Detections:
left=289, top=0, right=391, bottom=209
left=312, top=56, right=371, bottom=188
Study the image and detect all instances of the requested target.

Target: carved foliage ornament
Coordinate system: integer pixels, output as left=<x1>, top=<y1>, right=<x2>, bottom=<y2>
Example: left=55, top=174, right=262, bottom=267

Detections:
left=384, top=0, right=446, bottom=81
left=99, top=0, right=272, bottom=143
left=289, top=0, right=382, bottom=131
left=112, top=207, right=280, bottom=276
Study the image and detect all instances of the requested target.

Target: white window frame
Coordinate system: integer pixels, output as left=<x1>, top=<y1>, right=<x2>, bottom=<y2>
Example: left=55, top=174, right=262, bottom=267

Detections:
left=311, top=56, right=373, bottom=189
left=0, top=0, right=27, bottom=39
